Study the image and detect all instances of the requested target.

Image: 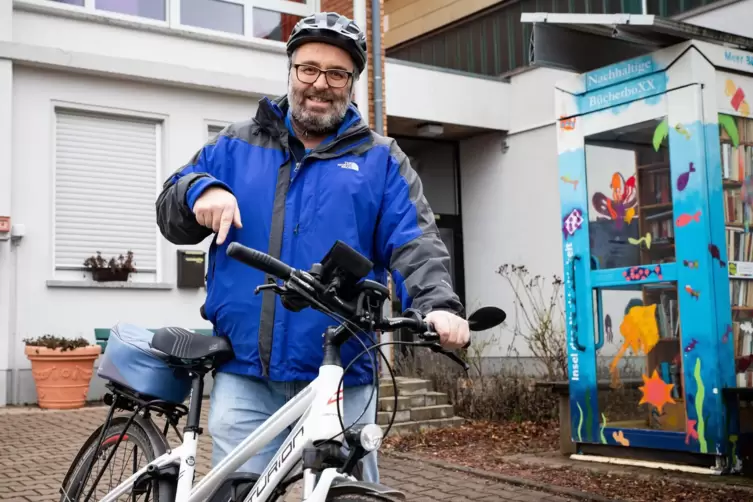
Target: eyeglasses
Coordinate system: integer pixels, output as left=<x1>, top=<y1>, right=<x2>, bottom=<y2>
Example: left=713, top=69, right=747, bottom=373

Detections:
left=294, top=64, right=353, bottom=88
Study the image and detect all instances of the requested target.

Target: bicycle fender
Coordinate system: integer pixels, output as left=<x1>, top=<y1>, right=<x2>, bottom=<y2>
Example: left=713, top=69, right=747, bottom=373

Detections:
left=327, top=479, right=406, bottom=501
left=59, top=414, right=175, bottom=502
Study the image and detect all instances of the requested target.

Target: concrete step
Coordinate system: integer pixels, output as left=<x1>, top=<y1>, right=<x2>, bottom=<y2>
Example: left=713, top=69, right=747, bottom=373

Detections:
left=378, top=395, right=411, bottom=412
left=377, top=410, right=411, bottom=425
left=379, top=377, right=433, bottom=397
left=410, top=404, right=454, bottom=422
left=382, top=417, right=466, bottom=436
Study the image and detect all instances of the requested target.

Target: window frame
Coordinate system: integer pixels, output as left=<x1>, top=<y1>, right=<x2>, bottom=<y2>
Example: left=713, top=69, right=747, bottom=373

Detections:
left=206, top=119, right=232, bottom=140
left=50, top=101, right=166, bottom=284
left=19, top=0, right=318, bottom=45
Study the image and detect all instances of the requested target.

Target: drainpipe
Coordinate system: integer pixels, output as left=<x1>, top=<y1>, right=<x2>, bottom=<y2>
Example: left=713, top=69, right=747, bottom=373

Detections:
left=370, top=0, right=383, bottom=135
left=353, top=0, right=369, bottom=126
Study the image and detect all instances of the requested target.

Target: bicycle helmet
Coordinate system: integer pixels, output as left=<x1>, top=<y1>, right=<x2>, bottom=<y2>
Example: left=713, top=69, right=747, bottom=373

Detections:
left=286, top=12, right=368, bottom=77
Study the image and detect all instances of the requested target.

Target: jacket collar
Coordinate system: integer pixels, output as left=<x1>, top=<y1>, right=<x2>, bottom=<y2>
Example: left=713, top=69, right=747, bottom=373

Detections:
left=254, top=95, right=371, bottom=154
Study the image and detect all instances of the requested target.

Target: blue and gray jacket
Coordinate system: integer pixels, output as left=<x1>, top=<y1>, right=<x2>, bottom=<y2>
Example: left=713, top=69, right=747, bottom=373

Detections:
left=156, top=95, right=463, bottom=386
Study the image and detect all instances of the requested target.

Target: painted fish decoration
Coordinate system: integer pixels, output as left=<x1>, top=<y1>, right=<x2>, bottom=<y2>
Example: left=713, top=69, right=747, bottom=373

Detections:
left=561, top=176, right=579, bottom=190
left=685, top=419, right=699, bottom=445
left=628, top=232, right=652, bottom=249
left=685, top=338, right=699, bottom=352
left=683, top=259, right=699, bottom=269
left=605, top=314, right=613, bottom=344
left=708, top=244, right=727, bottom=267
left=675, top=123, right=691, bottom=139
left=676, top=162, right=696, bottom=191
left=723, top=324, right=733, bottom=344
left=685, top=284, right=701, bottom=300
left=676, top=210, right=701, bottom=227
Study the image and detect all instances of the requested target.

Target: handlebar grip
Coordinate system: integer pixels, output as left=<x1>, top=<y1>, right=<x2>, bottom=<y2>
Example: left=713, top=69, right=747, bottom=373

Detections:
left=226, top=242, right=293, bottom=280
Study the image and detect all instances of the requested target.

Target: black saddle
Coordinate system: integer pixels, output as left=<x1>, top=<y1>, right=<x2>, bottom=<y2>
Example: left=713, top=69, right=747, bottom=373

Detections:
left=151, top=327, right=234, bottom=369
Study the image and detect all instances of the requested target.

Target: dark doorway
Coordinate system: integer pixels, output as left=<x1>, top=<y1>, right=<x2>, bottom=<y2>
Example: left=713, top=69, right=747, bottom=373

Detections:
left=389, top=136, right=465, bottom=363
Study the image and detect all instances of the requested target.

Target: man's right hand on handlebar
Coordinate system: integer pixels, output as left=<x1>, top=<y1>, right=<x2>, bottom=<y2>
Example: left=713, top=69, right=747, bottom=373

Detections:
left=425, top=310, right=470, bottom=350
left=192, top=187, right=243, bottom=245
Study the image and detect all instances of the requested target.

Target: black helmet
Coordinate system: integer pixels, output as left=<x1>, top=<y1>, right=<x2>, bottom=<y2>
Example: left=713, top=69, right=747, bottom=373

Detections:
left=286, top=12, right=368, bottom=77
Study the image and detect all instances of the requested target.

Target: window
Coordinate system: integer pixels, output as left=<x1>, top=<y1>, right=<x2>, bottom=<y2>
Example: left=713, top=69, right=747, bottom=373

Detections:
left=54, top=110, right=160, bottom=278
left=253, top=8, right=301, bottom=42
left=44, top=0, right=314, bottom=42
left=95, top=0, right=166, bottom=21
left=207, top=123, right=226, bottom=140
left=181, top=0, right=244, bottom=35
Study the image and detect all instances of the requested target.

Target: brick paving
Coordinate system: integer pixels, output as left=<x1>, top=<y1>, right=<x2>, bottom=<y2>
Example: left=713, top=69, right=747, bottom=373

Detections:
left=0, top=403, right=572, bottom=501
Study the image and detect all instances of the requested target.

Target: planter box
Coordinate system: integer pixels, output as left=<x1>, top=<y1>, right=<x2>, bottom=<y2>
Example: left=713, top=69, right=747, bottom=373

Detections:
left=91, top=268, right=131, bottom=282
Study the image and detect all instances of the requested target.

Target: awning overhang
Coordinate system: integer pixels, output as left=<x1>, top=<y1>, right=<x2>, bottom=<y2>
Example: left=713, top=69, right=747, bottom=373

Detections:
left=520, top=13, right=753, bottom=74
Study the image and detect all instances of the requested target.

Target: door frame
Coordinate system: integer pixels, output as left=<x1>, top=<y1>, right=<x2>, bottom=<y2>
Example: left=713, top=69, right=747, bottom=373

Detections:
left=558, top=79, right=729, bottom=454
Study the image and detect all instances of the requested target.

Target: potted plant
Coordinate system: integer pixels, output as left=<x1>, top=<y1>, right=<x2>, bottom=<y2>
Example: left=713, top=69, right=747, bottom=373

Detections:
left=83, top=250, right=136, bottom=282
left=24, top=335, right=102, bottom=409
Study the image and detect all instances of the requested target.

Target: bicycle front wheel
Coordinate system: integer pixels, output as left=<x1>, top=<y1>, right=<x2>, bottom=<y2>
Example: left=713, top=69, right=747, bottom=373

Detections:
left=60, top=415, right=176, bottom=502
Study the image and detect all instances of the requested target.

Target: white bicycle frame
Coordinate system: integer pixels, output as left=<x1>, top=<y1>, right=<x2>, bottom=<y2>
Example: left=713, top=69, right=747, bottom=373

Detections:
left=98, top=364, right=365, bottom=502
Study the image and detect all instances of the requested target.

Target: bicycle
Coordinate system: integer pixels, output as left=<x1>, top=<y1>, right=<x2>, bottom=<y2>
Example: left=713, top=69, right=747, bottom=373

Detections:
left=59, top=239, right=506, bottom=502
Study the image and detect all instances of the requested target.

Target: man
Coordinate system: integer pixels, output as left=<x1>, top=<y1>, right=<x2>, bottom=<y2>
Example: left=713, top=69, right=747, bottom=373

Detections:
left=155, top=12, right=468, bottom=483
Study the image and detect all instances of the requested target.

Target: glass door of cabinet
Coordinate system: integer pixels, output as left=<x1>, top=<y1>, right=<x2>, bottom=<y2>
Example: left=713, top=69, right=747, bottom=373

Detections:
left=562, top=85, right=722, bottom=453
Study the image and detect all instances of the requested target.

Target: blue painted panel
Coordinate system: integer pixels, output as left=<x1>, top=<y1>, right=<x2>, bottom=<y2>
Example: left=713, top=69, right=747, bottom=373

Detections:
left=667, top=114, right=726, bottom=456
left=596, top=427, right=691, bottom=453
left=703, top=115, right=739, bottom=461
left=559, top=146, right=599, bottom=444
left=591, top=264, right=678, bottom=288
left=584, top=55, right=657, bottom=92
left=577, top=73, right=668, bottom=115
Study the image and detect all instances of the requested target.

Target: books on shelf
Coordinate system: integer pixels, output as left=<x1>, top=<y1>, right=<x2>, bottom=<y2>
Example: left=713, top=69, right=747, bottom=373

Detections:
left=727, top=227, right=753, bottom=262
left=641, top=169, right=672, bottom=205
left=644, top=210, right=674, bottom=242
left=645, top=287, right=679, bottom=339
left=721, top=143, right=753, bottom=181
left=724, top=188, right=745, bottom=225
left=660, top=361, right=682, bottom=399
left=731, top=280, right=753, bottom=308
left=734, top=321, right=753, bottom=388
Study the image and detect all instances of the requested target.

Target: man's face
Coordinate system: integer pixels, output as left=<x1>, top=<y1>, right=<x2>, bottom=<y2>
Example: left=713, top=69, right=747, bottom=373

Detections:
left=288, top=42, right=354, bottom=135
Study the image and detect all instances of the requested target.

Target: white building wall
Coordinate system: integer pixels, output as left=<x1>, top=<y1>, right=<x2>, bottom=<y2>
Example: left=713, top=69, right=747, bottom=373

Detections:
left=681, top=0, right=753, bottom=38
left=460, top=67, right=571, bottom=364
left=385, top=59, right=510, bottom=131
left=0, top=0, right=14, bottom=407
left=9, top=67, right=258, bottom=404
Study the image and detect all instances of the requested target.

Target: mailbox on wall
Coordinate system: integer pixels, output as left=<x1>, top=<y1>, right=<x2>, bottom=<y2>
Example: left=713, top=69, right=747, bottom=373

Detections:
left=177, top=250, right=206, bottom=288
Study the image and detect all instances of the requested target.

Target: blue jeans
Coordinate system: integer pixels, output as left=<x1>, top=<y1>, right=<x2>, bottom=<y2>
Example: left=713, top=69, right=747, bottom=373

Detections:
left=207, top=371, right=379, bottom=483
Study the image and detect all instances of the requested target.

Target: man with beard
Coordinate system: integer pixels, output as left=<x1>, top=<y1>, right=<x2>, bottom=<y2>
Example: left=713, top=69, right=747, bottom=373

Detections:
left=155, top=12, right=468, bottom=483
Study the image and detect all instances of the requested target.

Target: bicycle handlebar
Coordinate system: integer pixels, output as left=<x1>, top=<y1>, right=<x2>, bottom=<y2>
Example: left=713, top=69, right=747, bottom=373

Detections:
left=223, top=241, right=494, bottom=373
left=227, top=242, right=293, bottom=280
left=227, top=242, right=436, bottom=338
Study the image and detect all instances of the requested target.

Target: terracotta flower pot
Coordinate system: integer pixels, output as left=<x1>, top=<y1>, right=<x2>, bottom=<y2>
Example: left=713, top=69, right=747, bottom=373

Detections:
left=25, top=345, right=102, bottom=409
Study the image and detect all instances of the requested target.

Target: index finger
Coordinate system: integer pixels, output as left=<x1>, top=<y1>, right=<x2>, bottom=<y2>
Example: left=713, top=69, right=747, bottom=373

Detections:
left=215, top=207, right=234, bottom=245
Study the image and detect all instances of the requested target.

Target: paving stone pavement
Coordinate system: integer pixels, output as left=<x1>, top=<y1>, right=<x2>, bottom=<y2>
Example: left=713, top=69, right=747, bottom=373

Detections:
left=0, top=403, right=573, bottom=501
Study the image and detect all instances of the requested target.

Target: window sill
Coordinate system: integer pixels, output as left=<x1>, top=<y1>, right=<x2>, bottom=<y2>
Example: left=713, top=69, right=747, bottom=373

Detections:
left=46, top=280, right=174, bottom=290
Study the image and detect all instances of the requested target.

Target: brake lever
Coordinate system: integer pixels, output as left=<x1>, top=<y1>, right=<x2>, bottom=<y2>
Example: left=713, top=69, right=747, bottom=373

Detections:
left=254, top=281, right=287, bottom=296
left=418, top=342, right=469, bottom=373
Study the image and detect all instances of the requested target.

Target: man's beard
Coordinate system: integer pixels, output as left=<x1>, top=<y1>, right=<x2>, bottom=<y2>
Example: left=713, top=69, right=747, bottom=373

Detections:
left=288, top=83, right=350, bottom=135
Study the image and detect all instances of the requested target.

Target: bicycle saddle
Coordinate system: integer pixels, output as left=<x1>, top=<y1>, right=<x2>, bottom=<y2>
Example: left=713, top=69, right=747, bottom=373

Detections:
left=151, top=327, right=234, bottom=367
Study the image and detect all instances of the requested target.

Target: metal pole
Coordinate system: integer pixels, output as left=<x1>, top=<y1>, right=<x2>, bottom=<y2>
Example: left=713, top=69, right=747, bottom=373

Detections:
left=371, top=0, right=384, bottom=135
left=352, top=0, right=369, bottom=127
left=642, top=0, right=648, bottom=14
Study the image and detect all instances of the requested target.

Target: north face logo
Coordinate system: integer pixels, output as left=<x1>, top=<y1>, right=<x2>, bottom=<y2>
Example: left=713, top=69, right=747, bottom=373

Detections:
left=338, top=161, right=359, bottom=171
